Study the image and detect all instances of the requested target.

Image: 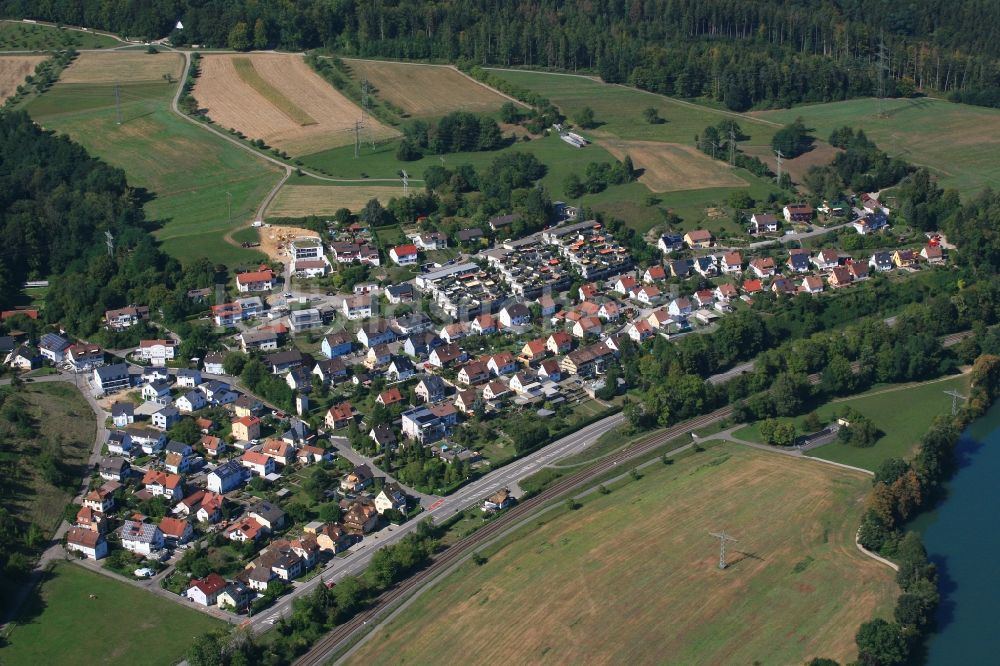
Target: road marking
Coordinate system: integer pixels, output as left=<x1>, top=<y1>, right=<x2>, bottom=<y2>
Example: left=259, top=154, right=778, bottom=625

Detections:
left=427, top=499, right=445, bottom=511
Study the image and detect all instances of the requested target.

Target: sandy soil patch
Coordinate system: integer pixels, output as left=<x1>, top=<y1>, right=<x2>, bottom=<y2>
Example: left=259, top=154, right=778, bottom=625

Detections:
left=344, top=59, right=511, bottom=117
left=268, top=184, right=401, bottom=218
left=60, top=51, right=183, bottom=84
left=193, top=53, right=398, bottom=155
left=0, top=55, right=44, bottom=101
left=256, top=226, right=322, bottom=263
left=599, top=139, right=748, bottom=192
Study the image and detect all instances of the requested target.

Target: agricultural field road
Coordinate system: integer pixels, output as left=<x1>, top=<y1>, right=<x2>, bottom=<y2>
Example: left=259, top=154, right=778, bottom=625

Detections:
left=242, top=411, right=625, bottom=635
left=166, top=50, right=419, bottom=187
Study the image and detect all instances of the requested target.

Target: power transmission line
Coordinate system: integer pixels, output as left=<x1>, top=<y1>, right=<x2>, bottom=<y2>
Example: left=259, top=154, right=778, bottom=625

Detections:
left=876, top=33, right=889, bottom=118
left=401, top=170, right=409, bottom=197
left=728, top=127, right=736, bottom=166
left=774, top=149, right=784, bottom=183
left=943, top=389, right=967, bottom=416
left=709, top=530, right=739, bottom=570
left=105, top=230, right=115, bottom=258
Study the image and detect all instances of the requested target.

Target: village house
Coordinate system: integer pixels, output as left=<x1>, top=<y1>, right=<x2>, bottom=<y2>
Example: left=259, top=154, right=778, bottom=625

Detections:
left=389, top=244, right=419, bottom=265
left=111, top=402, right=134, bottom=428
left=241, top=451, right=276, bottom=478
left=176, top=390, right=207, bottom=413
left=643, top=265, right=667, bottom=283
left=560, top=341, right=615, bottom=378
left=869, top=251, right=894, bottom=272
left=39, top=333, right=70, bottom=364
left=668, top=297, right=693, bottom=317
left=828, top=266, right=854, bottom=288
left=224, top=517, right=265, bottom=543
left=375, top=483, right=408, bottom=515
left=66, top=528, right=108, bottom=560
left=520, top=338, right=548, bottom=363
left=322, top=332, right=353, bottom=358
left=573, top=316, right=603, bottom=338
left=921, top=244, right=944, bottom=264
left=385, top=283, right=415, bottom=304
left=343, top=502, right=379, bottom=533
left=342, top=293, right=373, bottom=321
left=486, top=352, right=517, bottom=376
left=498, top=302, right=532, bottom=328
left=415, top=375, right=447, bottom=403
left=714, top=283, right=739, bottom=303
left=547, top=331, right=573, bottom=355
left=236, top=267, right=274, bottom=293
left=470, top=314, right=497, bottom=335
left=749, top=213, right=780, bottom=234
left=151, top=405, right=181, bottom=430
left=99, top=456, right=130, bottom=482
left=377, top=387, right=405, bottom=407
left=786, top=250, right=811, bottom=273
left=239, top=329, right=278, bottom=352
left=176, top=368, right=202, bottom=388
left=721, top=251, right=743, bottom=274
left=231, top=415, right=261, bottom=442
left=484, top=379, right=512, bottom=400
left=386, top=356, right=415, bottom=381
left=628, top=320, right=655, bottom=343
left=482, top=488, right=512, bottom=512
left=340, top=464, right=374, bottom=493
left=201, top=434, right=226, bottom=458
left=848, top=261, right=870, bottom=281
left=186, top=574, right=228, bottom=607
left=428, top=343, right=466, bottom=368
left=369, top=423, right=397, bottom=449
left=439, top=323, right=467, bottom=345
left=356, top=321, right=396, bottom=348
left=261, top=439, right=294, bottom=466
left=203, top=353, right=225, bottom=375
left=801, top=276, right=825, bottom=294
left=142, top=469, right=183, bottom=500
left=458, top=360, right=491, bottom=386
left=683, top=229, right=713, bottom=249
left=693, top=256, right=718, bottom=278
left=207, top=460, right=246, bottom=494
left=66, top=343, right=104, bottom=372
left=121, top=520, right=164, bottom=556
left=284, top=366, right=313, bottom=393
left=783, top=203, right=814, bottom=223
left=138, top=339, right=177, bottom=366
left=325, top=401, right=355, bottom=429
left=749, top=257, right=776, bottom=278
left=892, top=249, right=917, bottom=268
left=401, top=404, right=457, bottom=444
left=104, top=305, right=149, bottom=330
left=159, top=516, right=194, bottom=545
left=812, top=249, right=840, bottom=270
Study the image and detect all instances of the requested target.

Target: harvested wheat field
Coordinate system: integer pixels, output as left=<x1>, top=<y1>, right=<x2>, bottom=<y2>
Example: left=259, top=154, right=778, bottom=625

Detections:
left=344, top=58, right=516, bottom=117
left=600, top=139, right=748, bottom=192
left=60, top=51, right=183, bottom=84
left=194, top=54, right=398, bottom=155
left=743, top=141, right=842, bottom=186
left=346, top=444, right=898, bottom=666
left=268, top=184, right=401, bottom=217
left=0, top=55, right=44, bottom=101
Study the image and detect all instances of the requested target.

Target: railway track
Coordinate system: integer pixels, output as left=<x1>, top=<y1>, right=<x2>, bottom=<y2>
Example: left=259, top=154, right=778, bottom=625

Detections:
left=295, top=406, right=733, bottom=666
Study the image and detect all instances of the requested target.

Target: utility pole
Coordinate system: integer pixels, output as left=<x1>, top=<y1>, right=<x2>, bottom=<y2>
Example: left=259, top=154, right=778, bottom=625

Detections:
left=105, top=230, right=114, bottom=258
left=943, top=389, right=968, bottom=416
left=226, top=191, right=232, bottom=227
left=876, top=33, right=889, bottom=118
left=728, top=127, right=737, bottom=166
left=775, top=149, right=784, bottom=183
left=361, top=78, right=370, bottom=122
left=709, top=530, right=738, bottom=570
left=401, top=170, right=409, bottom=197
left=114, top=81, right=122, bottom=125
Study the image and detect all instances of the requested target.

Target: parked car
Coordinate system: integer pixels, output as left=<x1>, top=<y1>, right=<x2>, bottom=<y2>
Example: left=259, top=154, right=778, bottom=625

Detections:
left=134, top=567, right=155, bottom=578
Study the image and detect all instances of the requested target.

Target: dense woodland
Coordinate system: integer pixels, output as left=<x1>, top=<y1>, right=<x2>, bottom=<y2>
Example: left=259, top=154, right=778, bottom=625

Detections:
left=6, top=1, right=1000, bottom=109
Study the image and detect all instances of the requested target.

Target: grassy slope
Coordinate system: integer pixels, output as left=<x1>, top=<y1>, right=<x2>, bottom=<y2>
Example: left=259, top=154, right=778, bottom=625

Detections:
left=754, top=97, right=1000, bottom=197
left=1, top=383, right=94, bottom=533
left=0, top=21, right=119, bottom=51
left=734, top=374, right=970, bottom=470
left=3, top=563, right=224, bottom=665
left=25, top=79, right=279, bottom=267
left=346, top=444, right=897, bottom=666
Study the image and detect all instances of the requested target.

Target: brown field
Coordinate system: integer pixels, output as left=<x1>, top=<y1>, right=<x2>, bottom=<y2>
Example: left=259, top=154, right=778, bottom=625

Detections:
left=0, top=54, right=43, bottom=101
left=599, top=139, right=748, bottom=192
left=344, top=58, right=514, bottom=117
left=743, top=141, right=843, bottom=186
left=346, top=445, right=897, bottom=666
left=194, top=54, right=398, bottom=155
left=60, top=51, right=183, bottom=84
left=268, top=184, right=401, bottom=217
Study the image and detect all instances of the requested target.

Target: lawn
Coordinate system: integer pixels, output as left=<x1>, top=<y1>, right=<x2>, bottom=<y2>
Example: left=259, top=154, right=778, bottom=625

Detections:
left=26, top=79, right=280, bottom=266
left=733, top=374, right=970, bottom=471
left=346, top=444, right=897, bottom=665
left=753, top=96, right=1000, bottom=197
left=2, top=563, right=224, bottom=665
left=0, top=20, right=120, bottom=51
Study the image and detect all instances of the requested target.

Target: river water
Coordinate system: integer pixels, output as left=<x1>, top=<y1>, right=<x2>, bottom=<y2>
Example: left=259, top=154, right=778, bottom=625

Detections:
left=911, top=399, right=1000, bottom=662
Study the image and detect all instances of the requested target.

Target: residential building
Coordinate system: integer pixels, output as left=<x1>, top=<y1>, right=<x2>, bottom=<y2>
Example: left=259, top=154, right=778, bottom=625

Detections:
left=267, top=349, right=304, bottom=374
left=111, top=402, right=134, bottom=428
left=340, top=464, right=374, bottom=493
left=151, top=405, right=181, bottom=430
left=66, top=343, right=104, bottom=371
left=121, top=520, right=164, bottom=556
left=66, top=528, right=108, bottom=560
left=812, top=249, right=840, bottom=270
left=232, top=415, right=261, bottom=442
left=342, top=293, right=373, bottom=320
left=683, top=229, right=713, bottom=249
left=208, top=460, right=246, bottom=494
left=389, top=244, right=419, bottom=265
left=401, top=404, right=457, bottom=443
left=369, top=424, right=397, bottom=449
left=749, top=257, right=776, bottom=278
left=203, top=353, right=225, bottom=375
left=375, top=483, right=408, bottom=515
left=869, top=251, right=894, bottom=272
left=241, top=451, right=276, bottom=478
left=313, top=357, right=347, bottom=385
left=343, top=502, right=378, bottom=533
left=482, top=488, right=512, bottom=512
left=657, top=233, right=684, bottom=253
left=415, top=375, right=447, bottom=403
left=289, top=308, right=324, bottom=333
left=235, top=268, right=274, bottom=293
left=142, top=470, right=183, bottom=500
left=239, top=329, right=278, bottom=352
left=322, top=332, right=353, bottom=358
left=749, top=213, right=780, bottom=234
left=186, top=574, right=228, bottom=606
left=176, top=390, right=207, bottom=413
left=159, top=517, right=194, bottom=545
left=458, top=360, right=490, bottom=386
left=325, top=401, right=355, bottom=429
left=721, top=252, right=743, bottom=274
left=783, top=203, right=814, bottom=223
left=356, top=321, right=396, bottom=348
left=39, top=333, right=71, bottom=364
left=105, top=305, right=148, bottom=330
left=377, top=387, right=405, bottom=407
left=560, top=342, right=615, bottom=377
left=99, top=457, right=130, bottom=482
left=138, top=339, right=176, bottom=366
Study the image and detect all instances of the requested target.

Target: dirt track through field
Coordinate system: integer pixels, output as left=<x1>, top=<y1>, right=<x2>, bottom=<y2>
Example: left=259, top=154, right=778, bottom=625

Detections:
left=599, top=139, right=748, bottom=192
left=344, top=59, right=511, bottom=117
left=60, top=51, right=183, bottom=83
left=0, top=55, right=43, bottom=101
left=194, top=54, right=399, bottom=156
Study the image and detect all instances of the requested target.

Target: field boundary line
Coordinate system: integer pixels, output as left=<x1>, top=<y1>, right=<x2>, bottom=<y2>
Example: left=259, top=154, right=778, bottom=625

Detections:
left=484, top=66, right=782, bottom=129
left=166, top=49, right=418, bottom=185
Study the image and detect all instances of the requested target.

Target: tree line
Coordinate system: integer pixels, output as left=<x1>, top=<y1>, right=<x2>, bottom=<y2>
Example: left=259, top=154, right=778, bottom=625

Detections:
left=9, top=1, right=1000, bottom=110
